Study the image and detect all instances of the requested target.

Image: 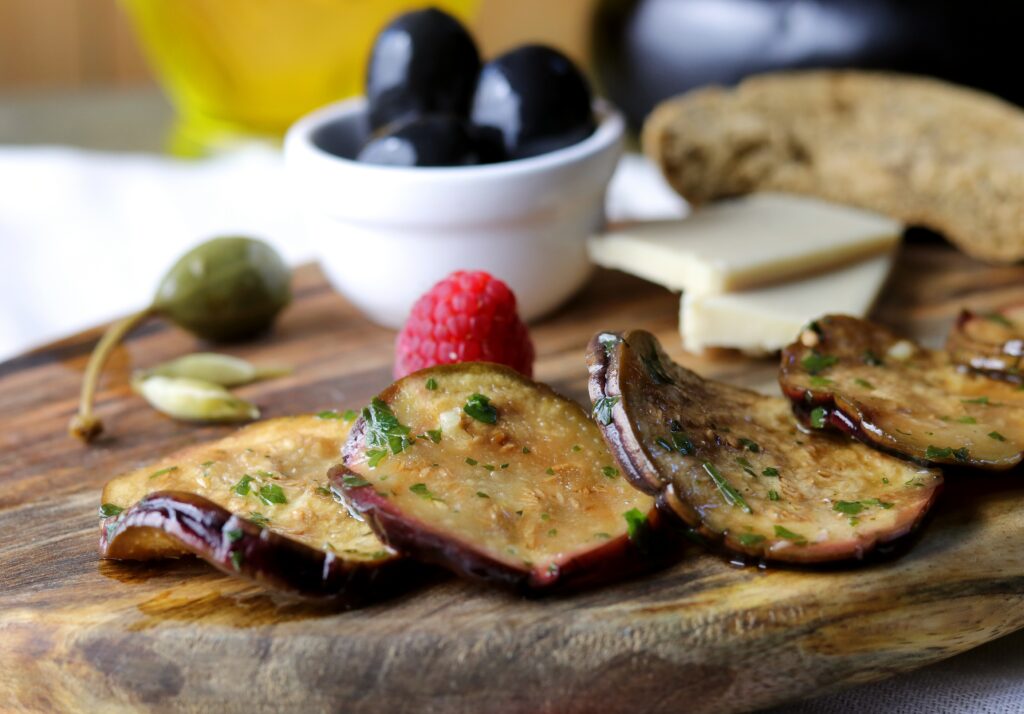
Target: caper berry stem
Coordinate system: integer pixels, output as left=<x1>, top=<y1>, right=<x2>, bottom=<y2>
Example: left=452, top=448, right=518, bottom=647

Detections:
left=69, top=307, right=155, bottom=443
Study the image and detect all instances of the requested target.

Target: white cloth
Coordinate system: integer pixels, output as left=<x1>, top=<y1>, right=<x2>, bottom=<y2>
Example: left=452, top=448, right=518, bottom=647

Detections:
left=0, top=148, right=684, bottom=359
left=0, top=144, right=1021, bottom=712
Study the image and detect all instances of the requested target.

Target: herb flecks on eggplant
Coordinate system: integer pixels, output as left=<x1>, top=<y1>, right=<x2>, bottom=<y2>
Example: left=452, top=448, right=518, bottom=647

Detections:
left=946, top=305, right=1024, bottom=381
left=338, top=362, right=661, bottom=591
left=782, top=315, right=1024, bottom=469
left=99, top=414, right=398, bottom=598
left=588, top=330, right=941, bottom=564
left=101, top=491, right=399, bottom=600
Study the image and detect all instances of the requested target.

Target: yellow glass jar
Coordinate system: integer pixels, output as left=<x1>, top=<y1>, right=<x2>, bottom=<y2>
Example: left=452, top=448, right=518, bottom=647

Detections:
left=122, top=0, right=479, bottom=155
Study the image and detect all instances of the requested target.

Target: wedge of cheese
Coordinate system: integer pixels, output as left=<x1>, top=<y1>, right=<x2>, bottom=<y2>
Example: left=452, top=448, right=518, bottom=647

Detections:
left=681, top=252, right=896, bottom=355
left=588, top=193, right=901, bottom=295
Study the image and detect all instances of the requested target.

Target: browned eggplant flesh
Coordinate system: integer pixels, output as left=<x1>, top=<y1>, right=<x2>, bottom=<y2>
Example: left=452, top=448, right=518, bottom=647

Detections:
left=588, top=330, right=941, bottom=563
left=338, top=362, right=659, bottom=590
left=946, top=304, right=1024, bottom=380
left=99, top=414, right=399, bottom=597
left=781, top=315, right=1024, bottom=469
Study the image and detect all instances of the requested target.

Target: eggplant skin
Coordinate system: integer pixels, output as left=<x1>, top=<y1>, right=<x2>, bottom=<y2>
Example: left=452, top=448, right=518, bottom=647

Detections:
left=101, top=491, right=403, bottom=602
left=781, top=315, right=1024, bottom=470
left=588, top=330, right=942, bottom=564
left=946, top=307, right=1024, bottom=381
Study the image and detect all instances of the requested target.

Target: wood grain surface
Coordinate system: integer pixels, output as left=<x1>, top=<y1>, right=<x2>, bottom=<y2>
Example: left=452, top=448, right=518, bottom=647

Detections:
left=2, top=244, right=1024, bottom=714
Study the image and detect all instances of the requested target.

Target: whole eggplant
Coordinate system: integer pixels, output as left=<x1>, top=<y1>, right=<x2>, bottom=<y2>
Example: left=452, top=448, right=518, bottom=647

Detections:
left=592, top=0, right=1024, bottom=132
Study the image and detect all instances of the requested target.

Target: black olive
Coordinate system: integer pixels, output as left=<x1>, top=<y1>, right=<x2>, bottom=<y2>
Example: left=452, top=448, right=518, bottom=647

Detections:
left=357, top=115, right=505, bottom=167
left=366, top=8, right=480, bottom=131
left=471, top=44, right=596, bottom=161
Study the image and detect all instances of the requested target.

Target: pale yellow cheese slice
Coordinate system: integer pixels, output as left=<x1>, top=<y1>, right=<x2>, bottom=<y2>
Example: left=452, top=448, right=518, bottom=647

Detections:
left=680, top=252, right=896, bottom=355
left=588, top=193, right=901, bottom=295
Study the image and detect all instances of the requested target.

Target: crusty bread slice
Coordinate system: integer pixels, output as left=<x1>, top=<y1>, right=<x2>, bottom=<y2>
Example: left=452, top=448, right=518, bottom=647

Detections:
left=643, top=71, right=1024, bottom=263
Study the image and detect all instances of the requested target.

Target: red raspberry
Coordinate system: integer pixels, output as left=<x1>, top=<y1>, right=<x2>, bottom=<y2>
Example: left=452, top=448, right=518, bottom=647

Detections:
left=394, top=271, right=535, bottom=379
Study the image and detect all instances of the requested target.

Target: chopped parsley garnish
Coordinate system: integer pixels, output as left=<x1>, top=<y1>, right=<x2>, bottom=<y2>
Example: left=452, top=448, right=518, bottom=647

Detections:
left=465, top=457, right=478, bottom=466
left=672, top=432, right=695, bottom=455
left=854, top=378, right=875, bottom=390
left=409, top=483, right=443, bottom=502
left=961, top=396, right=990, bottom=405
left=988, top=431, right=1007, bottom=441
left=773, top=525, right=806, bottom=544
left=425, top=377, right=438, bottom=391
left=862, top=498, right=894, bottom=509
left=882, top=477, right=890, bottom=485
left=572, top=444, right=582, bottom=452
left=541, top=513, right=550, bottom=521
left=522, top=446, right=531, bottom=454
left=316, top=410, right=344, bottom=420
left=768, top=490, right=780, bottom=502
left=809, top=376, right=834, bottom=387
left=545, top=467, right=556, bottom=475
left=482, top=464, right=496, bottom=471
left=833, top=501, right=864, bottom=515
left=342, top=409, right=358, bottom=421
left=423, top=428, right=442, bottom=444
left=801, top=351, right=838, bottom=375
left=904, top=476, right=928, bottom=488
left=248, top=512, right=270, bottom=527
left=623, top=508, right=649, bottom=545
left=809, top=407, right=827, bottom=429
left=366, top=448, right=387, bottom=468
left=315, top=485, right=333, bottom=497
left=702, top=461, right=752, bottom=514
left=365, top=398, right=414, bottom=457
left=233, top=474, right=254, bottom=496
left=735, top=457, right=756, bottom=477
left=984, top=312, right=1014, bottom=328
left=230, top=551, right=244, bottom=571
left=463, top=393, right=498, bottom=424
left=149, top=466, right=178, bottom=479
left=500, top=463, right=509, bottom=469
left=862, top=350, right=883, bottom=366
left=595, top=532, right=611, bottom=540
left=258, top=484, right=287, bottom=505
left=957, top=416, right=977, bottom=424
left=592, top=396, right=620, bottom=426
left=737, top=533, right=766, bottom=547
left=547, top=529, right=558, bottom=537
left=738, top=438, right=760, bottom=453
left=341, top=475, right=371, bottom=488
left=602, top=466, right=619, bottom=479
left=476, top=491, right=490, bottom=498
left=599, top=333, right=620, bottom=356
left=925, top=445, right=952, bottom=459
left=98, top=503, right=123, bottom=518
left=225, top=528, right=244, bottom=543
left=762, top=467, right=779, bottom=477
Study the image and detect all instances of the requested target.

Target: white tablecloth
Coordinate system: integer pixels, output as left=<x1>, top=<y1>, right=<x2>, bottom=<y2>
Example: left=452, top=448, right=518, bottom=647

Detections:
left=0, top=143, right=1021, bottom=713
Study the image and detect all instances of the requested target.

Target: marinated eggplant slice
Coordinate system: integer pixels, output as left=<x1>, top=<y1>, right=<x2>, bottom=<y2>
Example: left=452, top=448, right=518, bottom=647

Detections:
left=100, top=415, right=399, bottom=595
left=588, top=330, right=941, bottom=563
left=946, top=305, right=1024, bottom=380
left=102, top=491, right=398, bottom=599
left=338, top=363, right=659, bottom=590
left=781, top=315, right=1024, bottom=470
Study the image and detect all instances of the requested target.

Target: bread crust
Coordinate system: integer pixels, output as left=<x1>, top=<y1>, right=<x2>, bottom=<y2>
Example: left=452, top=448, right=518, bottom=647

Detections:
left=643, top=71, right=1024, bottom=263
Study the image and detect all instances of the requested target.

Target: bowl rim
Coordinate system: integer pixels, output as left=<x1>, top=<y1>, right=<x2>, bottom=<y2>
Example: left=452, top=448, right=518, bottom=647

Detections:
left=284, top=95, right=625, bottom=180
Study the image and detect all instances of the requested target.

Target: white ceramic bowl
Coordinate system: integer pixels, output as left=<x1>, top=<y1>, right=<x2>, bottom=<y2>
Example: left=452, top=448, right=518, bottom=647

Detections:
left=284, top=97, right=625, bottom=328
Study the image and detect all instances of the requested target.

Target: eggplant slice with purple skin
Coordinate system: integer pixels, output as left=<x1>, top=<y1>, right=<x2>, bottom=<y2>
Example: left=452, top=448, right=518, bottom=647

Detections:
left=99, top=415, right=400, bottom=599
left=102, top=491, right=400, bottom=599
left=337, top=362, right=662, bottom=591
left=587, top=330, right=941, bottom=564
left=946, top=304, right=1024, bottom=381
left=781, top=315, right=1024, bottom=470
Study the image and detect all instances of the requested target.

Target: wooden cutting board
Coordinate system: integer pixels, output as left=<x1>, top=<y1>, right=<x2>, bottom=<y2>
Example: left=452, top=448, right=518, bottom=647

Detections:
left=3, top=244, right=1024, bottom=714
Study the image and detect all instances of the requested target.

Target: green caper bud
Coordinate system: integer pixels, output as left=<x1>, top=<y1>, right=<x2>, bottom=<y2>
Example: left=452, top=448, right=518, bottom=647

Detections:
left=154, top=236, right=291, bottom=341
left=69, top=236, right=290, bottom=443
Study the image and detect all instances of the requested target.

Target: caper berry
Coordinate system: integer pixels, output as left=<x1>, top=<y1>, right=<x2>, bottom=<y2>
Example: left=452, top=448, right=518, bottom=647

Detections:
left=69, top=236, right=291, bottom=443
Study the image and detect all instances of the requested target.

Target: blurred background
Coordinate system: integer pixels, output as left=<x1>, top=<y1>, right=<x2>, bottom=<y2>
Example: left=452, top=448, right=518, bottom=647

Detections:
left=2, top=0, right=1023, bottom=358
